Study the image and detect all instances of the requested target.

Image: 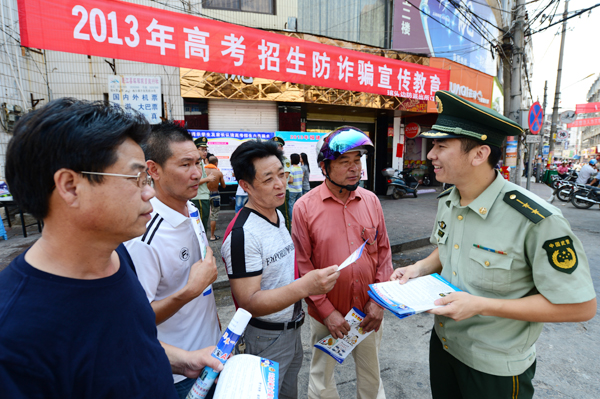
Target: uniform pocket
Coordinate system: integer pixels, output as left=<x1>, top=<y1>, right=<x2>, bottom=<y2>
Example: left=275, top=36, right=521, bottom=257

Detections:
left=467, top=248, right=513, bottom=294
left=361, top=226, right=378, bottom=254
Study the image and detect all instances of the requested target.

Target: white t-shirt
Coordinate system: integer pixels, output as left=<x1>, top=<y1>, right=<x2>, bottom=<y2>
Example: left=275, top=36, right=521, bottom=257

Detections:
left=576, top=164, right=596, bottom=184
left=221, top=208, right=297, bottom=323
left=125, top=198, right=221, bottom=383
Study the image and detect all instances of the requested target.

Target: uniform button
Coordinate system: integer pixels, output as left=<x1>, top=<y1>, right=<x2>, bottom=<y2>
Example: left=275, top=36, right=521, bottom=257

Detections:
left=479, top=207, right=487, bottom=215
left=457, top=215, right=463, bottom=220
left=444, top=345, right=449, bottom=350
left=452, top=271, right=456, bottom=276
left=442, top=337, right=447, bottom=342
left=439, top=322, right=444, bottom=327
left=485, top=261, right=490, bottom=267
left=454, top=244, right=459, bottom=249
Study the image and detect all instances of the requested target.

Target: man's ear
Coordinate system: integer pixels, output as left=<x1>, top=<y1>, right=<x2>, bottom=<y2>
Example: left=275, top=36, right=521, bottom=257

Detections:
left=319, top=161, right=327, bottom=176
left=53, top=168, right=82, bottom=207
left=239, top=179, right=252, bottom=194
left=471, top=145, right=491, bottom=167
left=147, top=160, right=161, bottom=181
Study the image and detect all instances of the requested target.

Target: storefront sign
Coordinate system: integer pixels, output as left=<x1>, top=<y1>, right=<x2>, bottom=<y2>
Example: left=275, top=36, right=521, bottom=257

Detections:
left=19, top=0, right=450, bottom=101
left=426, top=58, right=493, bottom=112
left=567, top=117, right=600, bottom=129
left=108, top=75, right=161, bottom=123
left=392, top=0, right=497, bottom=76
left=189, top=130, right=274, bottom=184
left=404, top=123, right=421, bottom=139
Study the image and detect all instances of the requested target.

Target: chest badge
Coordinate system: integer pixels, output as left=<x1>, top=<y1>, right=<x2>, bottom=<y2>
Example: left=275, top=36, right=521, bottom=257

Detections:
left=179, top=247, right=190, bottom=261
left=438, top=221, right=446, bottom=230
left=542, top=236, right=578, bottom=274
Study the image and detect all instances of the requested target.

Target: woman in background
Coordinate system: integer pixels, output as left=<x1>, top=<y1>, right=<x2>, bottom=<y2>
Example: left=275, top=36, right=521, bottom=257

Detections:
left=300, top=152, right=310, bottom=195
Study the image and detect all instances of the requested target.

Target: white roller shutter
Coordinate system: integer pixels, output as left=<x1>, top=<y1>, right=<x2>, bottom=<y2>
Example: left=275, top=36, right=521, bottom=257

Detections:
left=208, top=100, right=278, bottom=132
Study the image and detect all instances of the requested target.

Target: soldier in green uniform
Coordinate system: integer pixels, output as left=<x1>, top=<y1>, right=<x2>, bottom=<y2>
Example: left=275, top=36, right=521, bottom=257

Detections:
left=272, top=136, right=292, bottom=232
left=391, top=91, right=597, bottom=399
left=192, top=136, right=215, bottom=232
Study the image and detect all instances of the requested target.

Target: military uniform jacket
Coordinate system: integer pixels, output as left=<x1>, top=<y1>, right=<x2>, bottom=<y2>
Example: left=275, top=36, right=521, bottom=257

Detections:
left=431, top=173, right=595, bottom=376
left=282, top=156, right=291, bottom=190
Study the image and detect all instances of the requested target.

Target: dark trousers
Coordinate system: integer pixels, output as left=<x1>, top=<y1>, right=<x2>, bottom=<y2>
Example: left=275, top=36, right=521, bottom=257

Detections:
left=192, top=199, right=210, bottom=233
left=429, top=329, right=536, bottom=399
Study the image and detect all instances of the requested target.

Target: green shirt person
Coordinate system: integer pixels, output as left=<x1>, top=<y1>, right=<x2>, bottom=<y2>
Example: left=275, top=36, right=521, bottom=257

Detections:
left=390, top=91, right=597, bottom=399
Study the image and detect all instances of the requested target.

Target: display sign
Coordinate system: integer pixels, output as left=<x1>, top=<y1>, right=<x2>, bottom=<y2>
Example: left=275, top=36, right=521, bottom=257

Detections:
left=567, top=117, right=600, bottom=129
left=559, top=110, right=576, bottom=124
left=108, top=76, right=161, bottom=123
left=189, top=130, right=275, bottom=184
left=404, top=123, right=421, bottom=139
left=556, top=130, right=569, bottom=142
left=426, top=58, right=494, bottom=112
left=525, top=135, right=541, bottom=144
left=505, top=138, right=517, bottom=167
left=528, top=102, right=543, bottom=135
left=392, top=0, right=498, bottom=76
left=575, top=102, right=600, bottom=114
left=18, top=0, right=450, bottom=101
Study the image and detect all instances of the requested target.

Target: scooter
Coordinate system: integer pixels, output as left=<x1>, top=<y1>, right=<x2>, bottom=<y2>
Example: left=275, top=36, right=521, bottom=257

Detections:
left=570, top=185, right=600, bottom=209
left=382, top=168, right=419, bottom=199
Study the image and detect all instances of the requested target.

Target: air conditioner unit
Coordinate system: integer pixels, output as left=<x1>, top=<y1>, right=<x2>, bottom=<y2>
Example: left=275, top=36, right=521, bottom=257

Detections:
left=287, top=17, right=297, bottom=32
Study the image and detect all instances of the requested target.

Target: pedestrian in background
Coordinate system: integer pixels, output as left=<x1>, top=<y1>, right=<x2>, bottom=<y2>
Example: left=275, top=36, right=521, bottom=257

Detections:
left=301, top=152, right=311, bottom=195
left=392, top=90, right=596, bottom=399
left=192, top=137, right=216, bottom=232
left=288, top=153, right=303, bottom=219
left=205, top=156, right=226, bottom=241
left=293, top=126, right=392, bottom=399
left=272, top=136, right=291, bottom=231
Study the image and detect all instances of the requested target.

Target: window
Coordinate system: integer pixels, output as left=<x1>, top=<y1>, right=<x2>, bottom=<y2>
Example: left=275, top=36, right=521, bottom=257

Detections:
left=202, top=0, right=275, bottom=14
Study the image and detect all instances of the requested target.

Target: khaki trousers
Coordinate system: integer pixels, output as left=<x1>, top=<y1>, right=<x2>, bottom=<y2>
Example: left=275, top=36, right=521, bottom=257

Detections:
left=308, top=316, right=386, bottom=399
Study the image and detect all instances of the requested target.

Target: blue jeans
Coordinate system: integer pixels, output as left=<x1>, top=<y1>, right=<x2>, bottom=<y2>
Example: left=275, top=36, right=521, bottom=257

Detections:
left=302, top=188, right=310, bottom=195
left=235, top=195, right=248, bottom=213
left=288, top=191, right=302, bottom=220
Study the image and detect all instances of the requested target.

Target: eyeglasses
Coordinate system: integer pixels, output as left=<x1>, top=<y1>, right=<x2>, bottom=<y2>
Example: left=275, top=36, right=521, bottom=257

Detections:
left=80, top=171, right=152, bottom=189
left=361, top=228, right=378, bottom=246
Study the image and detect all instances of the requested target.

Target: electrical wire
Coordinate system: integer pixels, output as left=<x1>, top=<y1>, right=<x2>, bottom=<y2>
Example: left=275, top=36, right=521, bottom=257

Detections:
left=527, top=2, right=600, bottom=35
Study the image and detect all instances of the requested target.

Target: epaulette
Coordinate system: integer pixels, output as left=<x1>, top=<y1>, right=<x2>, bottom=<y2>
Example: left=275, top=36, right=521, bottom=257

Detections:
left=503, top=190, right=552, bottom=224
left=437, top=187, right=453, bottom=198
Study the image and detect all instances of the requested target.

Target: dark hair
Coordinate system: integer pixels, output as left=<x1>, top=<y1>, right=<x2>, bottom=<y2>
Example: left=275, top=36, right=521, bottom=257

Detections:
left=291, top=153, right=300, bottom=165
left=458, top=138, right=502, bottom=168
left=230, top=140, right=283, bottom=185
left=208, top=155, right=218, bottom=165
left=301, top=152, right=310, bottom=172
left=142, top=121, right=193, bottom=166
left=5, top=98, right=149, bottom=220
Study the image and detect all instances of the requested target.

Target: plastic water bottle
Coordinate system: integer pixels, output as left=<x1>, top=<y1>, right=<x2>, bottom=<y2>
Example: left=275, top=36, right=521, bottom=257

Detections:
left=186, top=308, right=252, bottom=399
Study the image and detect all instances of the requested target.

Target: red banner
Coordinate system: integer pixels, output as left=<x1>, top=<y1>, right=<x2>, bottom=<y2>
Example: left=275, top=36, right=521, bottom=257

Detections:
left=18, top=0, right=449, bottom=100
left=575, top=102, right=600, bottom=114
left=567, top=117, right=600, bottom=129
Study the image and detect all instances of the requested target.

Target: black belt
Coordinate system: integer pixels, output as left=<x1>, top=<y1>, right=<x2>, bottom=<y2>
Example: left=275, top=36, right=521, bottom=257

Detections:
left=248, top=314, right=305, bottom=331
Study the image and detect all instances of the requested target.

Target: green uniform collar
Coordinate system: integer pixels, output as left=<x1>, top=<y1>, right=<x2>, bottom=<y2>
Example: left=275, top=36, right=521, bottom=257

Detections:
left=445, top=172, right=505, bottom=220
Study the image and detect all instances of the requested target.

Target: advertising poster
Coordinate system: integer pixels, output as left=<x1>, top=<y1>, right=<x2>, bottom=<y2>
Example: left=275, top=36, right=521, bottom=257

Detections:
left=108, top=76, right=161, bottom=123
left=392, top=0, right=497, bottom=76
left=275, top=131, right=368, bottom=181
left=505, top=138, right=518, bottom=167
left=189, top=130, right=275, bottom=184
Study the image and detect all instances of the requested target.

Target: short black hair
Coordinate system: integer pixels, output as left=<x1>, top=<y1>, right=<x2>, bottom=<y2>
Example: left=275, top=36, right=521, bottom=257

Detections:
left=5, top=98, right=149, bottom=220
left=290, top=153, right=300, bottom=165
left=458, top=138, right=502, bottom=168
left=143, top=121, right=193, bottom=166
left=230, top=140, right=283, bottom=186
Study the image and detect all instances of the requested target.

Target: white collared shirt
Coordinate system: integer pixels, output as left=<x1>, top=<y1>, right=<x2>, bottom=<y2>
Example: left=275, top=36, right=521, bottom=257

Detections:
left=125, top=197, right=221, bottom=383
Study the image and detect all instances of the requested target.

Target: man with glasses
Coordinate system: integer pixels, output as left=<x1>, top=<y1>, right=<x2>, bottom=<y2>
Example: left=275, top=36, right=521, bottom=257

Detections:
left=125, top=121, right=221, bottom=399
left=292, top=127, right=393, bottom=399
left=0, top=99, right=223, bottom=398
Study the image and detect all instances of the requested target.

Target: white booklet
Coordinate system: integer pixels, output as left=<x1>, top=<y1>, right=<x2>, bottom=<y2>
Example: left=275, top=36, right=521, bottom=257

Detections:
left=313, top=307, right=373, bottom=364
left=213, top=354, right=279, bottom=399
left=368, top=274, right=462, bottom=319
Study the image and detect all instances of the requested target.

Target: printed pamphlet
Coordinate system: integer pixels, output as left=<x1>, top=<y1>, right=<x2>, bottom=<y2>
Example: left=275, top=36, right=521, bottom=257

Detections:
left=213, top=354, right=279, bottom=399
left=314, top=307, right=373, bottom=364
left=368, top=274, right=462, bottom=319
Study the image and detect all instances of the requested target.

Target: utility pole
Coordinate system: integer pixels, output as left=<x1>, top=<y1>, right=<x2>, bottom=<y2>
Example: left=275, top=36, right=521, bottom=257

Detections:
left=548, top=0, right=569, bottom=165
left=509, top=0, right=526, bottom=185
left=536, top=80, right=548, bottom=182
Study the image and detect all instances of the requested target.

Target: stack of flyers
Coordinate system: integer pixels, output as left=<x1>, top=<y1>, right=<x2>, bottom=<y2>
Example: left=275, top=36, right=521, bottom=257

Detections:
left=368, top=274, right=462, bottom=319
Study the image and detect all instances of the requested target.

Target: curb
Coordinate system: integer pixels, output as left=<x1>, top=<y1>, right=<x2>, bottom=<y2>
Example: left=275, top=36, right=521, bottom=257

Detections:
left=213, top=237, right=432, bottom=291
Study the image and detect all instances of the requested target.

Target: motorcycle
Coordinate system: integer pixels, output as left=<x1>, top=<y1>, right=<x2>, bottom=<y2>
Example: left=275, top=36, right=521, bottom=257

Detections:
left=382, top=168, right=419, bottom=199
left=570, top=185, right=600, bottom=209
